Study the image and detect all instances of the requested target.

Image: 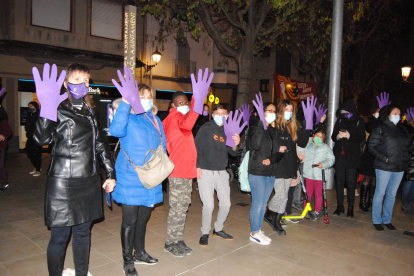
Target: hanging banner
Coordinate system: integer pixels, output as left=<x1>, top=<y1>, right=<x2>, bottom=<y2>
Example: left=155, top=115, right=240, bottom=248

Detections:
left=273, top=73, right=317, bottom=102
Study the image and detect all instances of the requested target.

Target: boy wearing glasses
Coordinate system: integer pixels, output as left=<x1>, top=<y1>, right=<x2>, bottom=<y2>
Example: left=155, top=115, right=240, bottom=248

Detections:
left=195, top=105, right=240, bottom=246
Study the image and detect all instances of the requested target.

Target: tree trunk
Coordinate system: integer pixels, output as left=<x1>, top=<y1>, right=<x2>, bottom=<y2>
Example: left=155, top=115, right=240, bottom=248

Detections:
left=236, top=49, right=255, bottom=109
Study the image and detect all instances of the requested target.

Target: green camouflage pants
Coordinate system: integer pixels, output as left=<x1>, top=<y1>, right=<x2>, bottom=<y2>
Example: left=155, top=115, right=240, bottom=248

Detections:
left=165, top=177, right=192, bottom=244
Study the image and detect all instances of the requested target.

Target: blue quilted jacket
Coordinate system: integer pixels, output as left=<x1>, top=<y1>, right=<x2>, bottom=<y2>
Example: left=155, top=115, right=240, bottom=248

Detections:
left=109, top=101, right=166, bottom=207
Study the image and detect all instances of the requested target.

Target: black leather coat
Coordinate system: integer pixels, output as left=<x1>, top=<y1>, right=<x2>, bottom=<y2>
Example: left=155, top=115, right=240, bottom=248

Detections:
left=34, top=99, right=115, bottom=179
left=34, top=99, right=115, bottom=227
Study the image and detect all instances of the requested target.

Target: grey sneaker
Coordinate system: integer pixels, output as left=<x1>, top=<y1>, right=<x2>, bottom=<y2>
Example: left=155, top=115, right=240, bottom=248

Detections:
left=164, top=243, right=185, bottom=258
left=312, top=211, right=324, bottom=221
left=177, top=241, right=193, bottom=256
left=213, top=230, right=233, bottom=240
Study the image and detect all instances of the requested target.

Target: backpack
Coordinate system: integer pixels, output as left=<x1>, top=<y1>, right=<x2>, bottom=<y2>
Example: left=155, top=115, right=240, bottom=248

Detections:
left=238, top=151, right=251, bottom=192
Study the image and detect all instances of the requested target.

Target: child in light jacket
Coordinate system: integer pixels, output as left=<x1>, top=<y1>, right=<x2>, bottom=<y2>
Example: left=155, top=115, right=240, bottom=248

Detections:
left=298, top=129, right=335, bottom=220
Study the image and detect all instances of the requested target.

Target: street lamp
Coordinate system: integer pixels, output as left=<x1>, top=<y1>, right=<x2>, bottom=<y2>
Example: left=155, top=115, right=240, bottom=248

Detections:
left=401, top=66, right=412, bottom=82
left=146, top=48, right=162, bottom=74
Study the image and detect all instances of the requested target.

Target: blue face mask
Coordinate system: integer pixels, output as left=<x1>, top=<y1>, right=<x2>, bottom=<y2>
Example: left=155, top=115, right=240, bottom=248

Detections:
left=67, top=82, right=89, bottom=99
left=213, top=115, right=227, bottom=126
left=390, top=115, right=400, bottom=125
left=28, top=108, right=36, bottom=113
left=141, top=99, right=153, bottom=112
left=176, top=105, right=190, bottom=115
left=284, top=112, right=293, bottom=121
left=265, top=113, right=276, bottom=124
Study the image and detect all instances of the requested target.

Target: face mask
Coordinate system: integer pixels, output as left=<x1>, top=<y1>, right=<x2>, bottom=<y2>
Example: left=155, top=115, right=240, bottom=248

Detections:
left=284, top=112, right=293, bottom=121
left=176, top=105, right=190, bottom=115
left=374, top=113, right=379, bottom=118
left=265, top=113, right=276, bottom=124
left=390, top=115, right=400, bottom=125
left=313, top=137, right=322, bottom=145
left=202, top=110, right=209, bottom=116
left=213, top=115, right=225, bottom=126
left=343, top=113, right=353, bottom=119
left=141, top=99, right=153, bottom=112
left=28, top=108, right=36, bottom=113
left=67, top=82, right=89, bottom=99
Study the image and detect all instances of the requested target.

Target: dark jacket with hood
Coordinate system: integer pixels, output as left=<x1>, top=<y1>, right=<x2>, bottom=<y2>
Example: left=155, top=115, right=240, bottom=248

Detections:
left=368, top=105, right=414, bottom=172
left=248, top=119, right=283, bottom=176
left=0, top=107, right=12, bottom=149
left=331, top=100, right=366, bottom=168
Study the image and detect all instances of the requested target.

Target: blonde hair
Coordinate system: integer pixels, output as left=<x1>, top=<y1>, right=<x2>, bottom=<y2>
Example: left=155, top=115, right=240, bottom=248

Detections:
left=276, top=99, right=299, bottom=141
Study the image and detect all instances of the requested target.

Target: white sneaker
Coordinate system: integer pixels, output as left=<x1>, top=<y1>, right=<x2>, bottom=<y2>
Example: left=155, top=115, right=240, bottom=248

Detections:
left=62, top=268, right=93, bottom=276
left=250, top=232, right=270, bottom=245
left=285, top=218, right=300, bottom=224
left=29, top=168, right=36, bottom=174
left=33, top=171, right=41, bottom=177
left=258, top=230, right=272, bottom=243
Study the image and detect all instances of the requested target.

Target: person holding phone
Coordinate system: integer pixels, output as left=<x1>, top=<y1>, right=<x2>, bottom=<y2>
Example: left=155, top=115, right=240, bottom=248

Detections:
left=331, top=100, right=365, bottom=218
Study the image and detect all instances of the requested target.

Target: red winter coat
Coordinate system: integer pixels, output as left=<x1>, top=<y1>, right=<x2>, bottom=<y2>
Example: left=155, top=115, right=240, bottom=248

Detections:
left=162, top=100, right=199, bottom=179
left=0, top=119, right=12, bottom=148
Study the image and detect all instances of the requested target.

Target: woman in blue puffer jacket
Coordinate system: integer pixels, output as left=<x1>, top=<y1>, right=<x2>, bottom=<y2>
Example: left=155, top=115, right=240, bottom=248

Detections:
left=109, top=84, right=166, bottom=273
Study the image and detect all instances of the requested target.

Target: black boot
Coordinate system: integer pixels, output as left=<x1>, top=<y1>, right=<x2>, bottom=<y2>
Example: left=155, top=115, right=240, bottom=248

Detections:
left=73, top=246, right=90, bottom=276
left=367, top=183, right=375, bottom=209
left=359, top=185, right=370, bottom=212
left=47, top=254, right=65, bottom=276
left=264, top=209, right=277, bottom=231
left=333, top=205, right=344, bottom=216
left=274, top=213, right=286, bottom=236
left=347, top=206, right=354, bottom=218
left=121, top=227, right=138, bottom=276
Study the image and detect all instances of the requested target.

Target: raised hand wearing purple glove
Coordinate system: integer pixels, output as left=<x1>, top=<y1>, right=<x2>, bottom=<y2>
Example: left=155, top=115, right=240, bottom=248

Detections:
left=0, top=88, right=5, bottom=97
left=314, top=103, right=327, bottom=126
left=408, top=107, right=414, bottom=122
left=223, top=110, right=248, bottom=148
left=252, top=92, right=267, bottom=130
left=191, top=68, right=214, bottom=114
left=240, top=103, right=252, bottom=125
left=112, top=66, right=145, bottom=115
left=376, top=92, right=391, bottom=109
left=32, top=63, right=67, bottom=122
left=301, top=95, right=317, bottom=130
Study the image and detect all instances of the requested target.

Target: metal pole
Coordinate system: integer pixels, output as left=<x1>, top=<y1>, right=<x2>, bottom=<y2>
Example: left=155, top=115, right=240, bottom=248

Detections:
left=326, top=0, right=344, bottom=189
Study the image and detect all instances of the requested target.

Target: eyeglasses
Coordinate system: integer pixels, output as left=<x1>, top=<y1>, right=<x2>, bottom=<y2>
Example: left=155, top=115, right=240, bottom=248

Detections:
left=265, top=110, right=276, bottom=113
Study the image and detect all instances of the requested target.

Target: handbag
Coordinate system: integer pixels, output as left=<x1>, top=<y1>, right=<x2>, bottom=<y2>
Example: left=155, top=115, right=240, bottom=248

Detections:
left=238, top=151, right=251, bottom=192
left=120, top=114, right=175, bottom=189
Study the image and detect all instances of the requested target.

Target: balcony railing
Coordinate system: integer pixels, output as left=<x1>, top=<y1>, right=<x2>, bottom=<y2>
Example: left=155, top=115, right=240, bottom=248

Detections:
left=172, top=59, right=196, bottom=78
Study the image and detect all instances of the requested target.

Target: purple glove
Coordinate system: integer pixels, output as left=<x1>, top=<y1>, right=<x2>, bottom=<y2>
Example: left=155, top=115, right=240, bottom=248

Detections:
left=408, top=107, right=414, bottom=122
left=0, top=88, right=5, bottom=97
left=112, top=66, right=145, bottom=115
left=252, top=92, right=267, bottom=130
left=191, top=68, right=214, bottom=114
left=301, top=95, right=317, bottom=130
left=314, top=103, right=327, bottom=126
left=240, top=104, right=252, bottom=125
left=223, top=110, right=248, bottom=148
left=32, top=63, right=67, bottom=122
left=376, top=92, right=391, bottom=109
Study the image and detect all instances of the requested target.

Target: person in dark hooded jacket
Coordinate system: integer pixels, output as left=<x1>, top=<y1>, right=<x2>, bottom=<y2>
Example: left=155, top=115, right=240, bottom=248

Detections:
left=331, top=99, right=365, bottom=218
left=368, top=105, right=414, bottom=231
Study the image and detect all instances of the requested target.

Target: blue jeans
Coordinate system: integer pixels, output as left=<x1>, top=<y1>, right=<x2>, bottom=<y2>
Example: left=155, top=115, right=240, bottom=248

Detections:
left=249, top=174, right=275, bottom=233
left=372, top=169, right=404, bottom=224
left=402, top=180, right=414, bottom=206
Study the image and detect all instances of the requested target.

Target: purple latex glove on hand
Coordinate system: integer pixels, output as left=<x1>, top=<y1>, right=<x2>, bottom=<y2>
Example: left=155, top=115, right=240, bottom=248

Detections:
left=112, top=66, right=145, bottom=115
left=0, top=88, right=5, bottom=97
left=223, top=110, right=248, bottom=148
left=376, top=92, right=391, bottom=109
left=408, top=107, right=414, bottom=122
left=32, top=63, right=67, bottom=122
left=191, top=68, right=214, bottom=114
left=252, top=92, right=267, bottom=130
left=240, top=104, right=252, bottom=125
left=301, top=95, right=317, bottom=130
left=314, top=103, right=328, bottom=126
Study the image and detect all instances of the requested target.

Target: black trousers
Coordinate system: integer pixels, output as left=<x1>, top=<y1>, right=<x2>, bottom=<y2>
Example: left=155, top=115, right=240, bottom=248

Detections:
left=26, top=138, right=42, bottom=171
left=122, top=204, right=152, bottom=254
left=335, top=155, right=357, bottom=207
left=47, top=221, right=92, bottom=257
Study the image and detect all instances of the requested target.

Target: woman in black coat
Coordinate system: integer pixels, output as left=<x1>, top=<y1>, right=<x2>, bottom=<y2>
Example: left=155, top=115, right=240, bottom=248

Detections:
left=34, top=63, right=115, bottom=276
left=25, top=101, right=43, bottom=176
left=368, top=105, right=414, bottom=231
left=331, top=100, right=365, bottom=218
left=401, top=118, right=414, bottom=213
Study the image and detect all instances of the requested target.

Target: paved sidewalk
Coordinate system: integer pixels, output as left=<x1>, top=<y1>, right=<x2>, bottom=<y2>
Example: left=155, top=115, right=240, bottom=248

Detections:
left=1, top=153, right=414, bottom=276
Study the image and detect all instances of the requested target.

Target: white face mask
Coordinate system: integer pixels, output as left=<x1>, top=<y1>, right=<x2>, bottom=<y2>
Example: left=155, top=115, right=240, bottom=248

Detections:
left=213, top=115, right=227, bottom=126
left=141, top=99, right=153, bottom=112
left=176, top=105, right=190, bottom=115
left=284, top=112, right=293, bottom=121
left=390, top=115, right=400, bottom=125
left=374, top=113, right=379, bottom=118
left=265, top=113, right=276, bottom=124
